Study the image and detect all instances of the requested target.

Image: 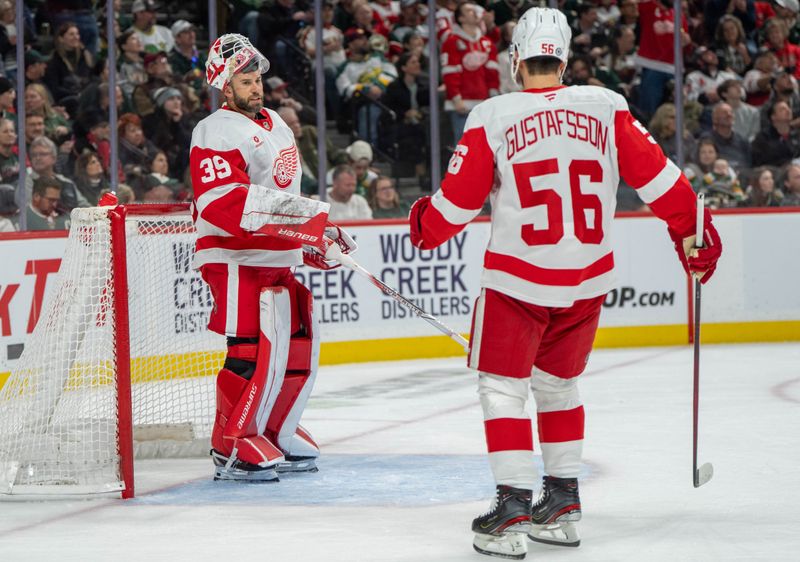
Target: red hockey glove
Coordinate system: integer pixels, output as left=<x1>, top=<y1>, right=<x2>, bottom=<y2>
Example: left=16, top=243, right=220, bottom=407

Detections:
left=668, top=214, right=722, bottom=284
left=98, top=192, right=119, bottom=207
left=409, top=195, right=433, bottom=249
left=302, top=222, right=357, bottom=270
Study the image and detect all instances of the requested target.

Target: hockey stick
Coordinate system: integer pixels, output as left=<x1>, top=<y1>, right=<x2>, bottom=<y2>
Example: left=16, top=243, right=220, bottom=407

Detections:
left=692, top=193, right=713, bottom=488
left=326, top=245, right=470, bottom=353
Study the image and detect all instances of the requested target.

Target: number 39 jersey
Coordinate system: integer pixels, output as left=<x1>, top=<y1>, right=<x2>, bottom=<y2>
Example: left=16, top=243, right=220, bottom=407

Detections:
left=417, top=85, right=698, bottom=307
left=189, top=105, right=302, bottom=270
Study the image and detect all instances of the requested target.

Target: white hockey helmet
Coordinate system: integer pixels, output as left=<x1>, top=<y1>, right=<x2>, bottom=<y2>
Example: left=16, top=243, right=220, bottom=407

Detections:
left=206, top=33, right=270, bottom=90
left=509, top=7, right=572, bottom=77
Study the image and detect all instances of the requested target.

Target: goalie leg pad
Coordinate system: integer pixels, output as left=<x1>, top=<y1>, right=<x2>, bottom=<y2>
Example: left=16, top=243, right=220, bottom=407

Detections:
left=266, top=281, right=321, bottom=468
left=212, top=287, right=292, bottom=467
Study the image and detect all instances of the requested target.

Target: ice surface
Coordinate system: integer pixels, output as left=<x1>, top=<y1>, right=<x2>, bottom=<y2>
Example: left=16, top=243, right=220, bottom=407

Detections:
left=1, top=344, right=798, bottom=561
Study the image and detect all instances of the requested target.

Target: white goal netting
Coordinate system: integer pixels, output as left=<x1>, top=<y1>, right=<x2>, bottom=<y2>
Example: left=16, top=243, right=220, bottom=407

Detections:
left=0, top=207, right=226, bottom=496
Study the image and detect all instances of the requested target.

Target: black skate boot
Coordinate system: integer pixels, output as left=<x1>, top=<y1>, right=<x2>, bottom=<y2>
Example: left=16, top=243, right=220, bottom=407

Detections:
left=472, top=485, right=533, bottom=560
left=211, top=449, right=280, bottom=483
left=527, top=476, right=581, bottom=547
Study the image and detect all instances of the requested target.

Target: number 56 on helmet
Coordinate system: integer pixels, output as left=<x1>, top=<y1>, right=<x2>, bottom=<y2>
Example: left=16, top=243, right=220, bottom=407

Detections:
left=509, top=8, right=572, bottom=77
left=205, top=33, right=271, bottom=90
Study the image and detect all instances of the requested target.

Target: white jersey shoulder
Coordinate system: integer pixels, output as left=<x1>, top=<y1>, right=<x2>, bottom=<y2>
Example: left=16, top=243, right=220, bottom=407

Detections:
left=191, top=107, right=301, bottom=194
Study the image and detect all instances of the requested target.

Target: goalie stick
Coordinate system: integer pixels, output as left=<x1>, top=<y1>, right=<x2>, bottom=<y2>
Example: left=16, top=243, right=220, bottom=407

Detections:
left=692, top=193, right=713, bottom=488
left=325, top=243, right=470, bottom=353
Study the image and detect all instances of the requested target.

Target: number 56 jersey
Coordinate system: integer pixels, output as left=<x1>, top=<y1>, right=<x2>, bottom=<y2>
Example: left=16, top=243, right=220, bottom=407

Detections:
left=418, top=85, right=698, bottom=307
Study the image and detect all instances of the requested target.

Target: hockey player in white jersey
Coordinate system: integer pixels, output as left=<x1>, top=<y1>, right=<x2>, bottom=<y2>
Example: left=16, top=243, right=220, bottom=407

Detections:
left=190, top=34, right=355, bottom=482
left=408, top=8, right=722, bottom=560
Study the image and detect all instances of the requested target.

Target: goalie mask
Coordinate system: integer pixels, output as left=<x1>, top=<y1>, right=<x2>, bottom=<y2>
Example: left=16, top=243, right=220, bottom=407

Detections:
left=206, top=33, right=270, bottom=90
left=509, top=7, right=572, bottom=80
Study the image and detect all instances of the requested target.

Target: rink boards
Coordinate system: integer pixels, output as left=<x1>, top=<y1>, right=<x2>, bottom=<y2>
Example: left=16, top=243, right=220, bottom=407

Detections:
left=0, top=209, right=798, bottom=388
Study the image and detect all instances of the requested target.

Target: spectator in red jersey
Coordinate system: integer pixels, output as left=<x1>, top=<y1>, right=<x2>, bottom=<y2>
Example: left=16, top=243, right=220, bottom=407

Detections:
left=744, top=50, right=779, bottom=105
left=635, top=0, right=691, bottom=119
left=441, top=2, right=499, bottom=144
left=763, top=17, right=800, bottom=78
left=754, top=0, right=776, bottom=29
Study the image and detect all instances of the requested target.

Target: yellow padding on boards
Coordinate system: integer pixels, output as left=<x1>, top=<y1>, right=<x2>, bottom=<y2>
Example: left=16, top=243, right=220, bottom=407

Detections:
left=0, top=321, right=798, bottom=392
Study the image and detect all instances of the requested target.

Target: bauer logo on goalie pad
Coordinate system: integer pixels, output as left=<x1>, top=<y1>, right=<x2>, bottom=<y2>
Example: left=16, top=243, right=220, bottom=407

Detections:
left=277, top=229, right=319, bottom=243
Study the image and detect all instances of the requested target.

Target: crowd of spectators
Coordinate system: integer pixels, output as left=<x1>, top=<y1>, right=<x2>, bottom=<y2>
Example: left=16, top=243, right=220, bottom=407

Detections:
left=1, top=0, right=800, bottom=233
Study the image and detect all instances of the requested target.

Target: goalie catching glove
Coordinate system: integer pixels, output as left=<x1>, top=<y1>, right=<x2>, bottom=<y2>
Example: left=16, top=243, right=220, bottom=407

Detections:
left=302, top=223, right=358, bottom=270
left=668, top=213, right=722, bottom=284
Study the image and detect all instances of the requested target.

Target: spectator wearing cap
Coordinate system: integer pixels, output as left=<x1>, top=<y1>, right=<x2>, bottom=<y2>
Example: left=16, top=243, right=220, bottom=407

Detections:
left=24, top=50, right=48, bottom=86
left=718, top=79, right=761, bottom=142
left=0, top=117, right=17, bottom=184
left=751, top=100, right=800, bottom=166
left=43, top=1, right=98, bottom=58
left=0, top=183, right=17, bottom=232
left=132, top=51, right=173, bottom=116
left=118, top=29, right=147, bottom=99
left=336, top=26, right=397, bottom=145
left=129, top=0, right=174, bottom=54
left=26, top=176, right=69, bottom=231
left=0, top=76, right=14, bottom=125
left=26, top=136, right=89, bottom=213
left=73, top=151, right=109, bottom=206
left=257, top=0, right=313, bottom=80
left=118, top=113, right=160, bottom=179
left=264, top=76, right=315, bottom=124
left=143, top=87, right=192, bottom=174
left=327, top=164, right=373, bottom=220
left=44, top=22, right=93, bottom=113
left=345, top=140, right=379, bottom=197
left=773, top=0, right=800, bottom=43
left=686, top=48, right=739, bottom=105
left=168, top=20, right=206, bottom=97
left=382, top=51, right=429, bottom=178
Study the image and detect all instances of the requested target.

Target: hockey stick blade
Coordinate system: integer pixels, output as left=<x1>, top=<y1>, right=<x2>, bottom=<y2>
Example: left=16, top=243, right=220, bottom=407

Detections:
left=330, top=248, right=470, bottom=353
left=694, top=462, right=713, bottom=488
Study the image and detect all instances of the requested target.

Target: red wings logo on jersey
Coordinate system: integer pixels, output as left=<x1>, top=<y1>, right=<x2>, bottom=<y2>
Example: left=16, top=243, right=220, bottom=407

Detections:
left=462, top=50, right=489, bottom=71
left=272, top=145, right=299, bottom=189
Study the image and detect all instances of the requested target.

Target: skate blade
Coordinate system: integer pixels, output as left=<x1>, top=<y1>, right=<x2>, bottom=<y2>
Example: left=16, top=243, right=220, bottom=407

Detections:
left=213, top=466, right=279, bottom=483
left=276, top=458, right=319, bottom=473
left=694, top=463, right=713, bottom=488
left=473, top=533, right=527, bottom=560
left=528, top=522, right=580, bottom=547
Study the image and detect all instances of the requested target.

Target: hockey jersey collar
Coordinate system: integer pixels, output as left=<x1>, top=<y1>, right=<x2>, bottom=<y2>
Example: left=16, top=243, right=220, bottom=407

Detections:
left=522, top=85, right=568, bottom=94
left=220, top=103, right=274, bottom=131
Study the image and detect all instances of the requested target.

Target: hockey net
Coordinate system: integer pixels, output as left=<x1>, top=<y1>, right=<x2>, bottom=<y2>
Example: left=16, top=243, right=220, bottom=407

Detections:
left=0, top=205, right=225, bottom=498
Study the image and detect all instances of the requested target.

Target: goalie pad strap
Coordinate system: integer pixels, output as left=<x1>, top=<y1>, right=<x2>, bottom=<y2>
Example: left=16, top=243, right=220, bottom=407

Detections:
left=227, top=339, right=311, bottom=371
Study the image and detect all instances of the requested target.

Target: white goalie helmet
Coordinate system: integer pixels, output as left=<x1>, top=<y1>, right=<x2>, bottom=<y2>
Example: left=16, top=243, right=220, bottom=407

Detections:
left=509, top=7, right=572, bottom=78
left=206, top=33, right=270, bottom=90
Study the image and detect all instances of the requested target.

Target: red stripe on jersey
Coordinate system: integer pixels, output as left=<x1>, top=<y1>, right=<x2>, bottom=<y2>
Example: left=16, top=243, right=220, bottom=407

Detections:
left=537, top=406, right=585, bottom=443
left=484, top=418, right=534, bottom=453
left=647, top=174, right=699, bottom=236
left=441, top=126, right=495, bottom=211
left=190, top=147, right=250, bottom=198
left=484, top=251, right=614, bottom=287
left=197, top=234, right=302, bottom=252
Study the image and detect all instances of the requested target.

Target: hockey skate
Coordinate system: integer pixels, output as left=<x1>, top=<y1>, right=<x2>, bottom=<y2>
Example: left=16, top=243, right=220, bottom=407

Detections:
left=211, top=449, right=280, bottom=483
left=472, top=485, right=533, bottom=560
left=527, top=476, right=581, bottom=547
left=275, top=456, right=318, bottom=473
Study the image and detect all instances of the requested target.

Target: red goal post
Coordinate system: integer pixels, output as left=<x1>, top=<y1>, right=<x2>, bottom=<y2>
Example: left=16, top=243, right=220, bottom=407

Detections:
left=0, top=205, right=225, bottom=499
